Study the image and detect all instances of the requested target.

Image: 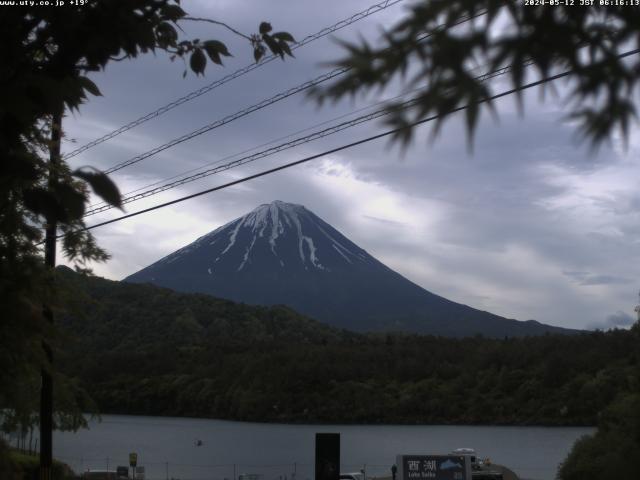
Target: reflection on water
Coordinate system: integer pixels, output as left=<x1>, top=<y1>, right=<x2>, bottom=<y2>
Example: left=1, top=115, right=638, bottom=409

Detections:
left=50, top=415, right=592, bottom=480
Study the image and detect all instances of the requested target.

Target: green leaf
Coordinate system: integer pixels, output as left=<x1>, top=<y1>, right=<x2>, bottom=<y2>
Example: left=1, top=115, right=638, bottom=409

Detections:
left=76, top=76, right=102, bottom=97
left=23, top=184, right=85, bottom=223
left=138, top=25, right=157, bottom=52
left=259, top=22, right=272, bottom=34
left=254, top=45, right=265, bottom=63
left=162, top=4, right=186, bottom=21
left=279, top=40, right=293, bottom=58
left=23, top=188, right=60, bottom=221
left=156, top=22, right=178, bottom=49
left=465, top=101, right=479, bottom=151
left=205, top=49, right=222, bottom=65
left=72, top=168, right=122, bottom=209
left=203, top=40, right=231, bottom=57
left=203, top=41, right=229, bottom=65
left=6, top=150, right=39, bottom=181
left=263, top=34, right=283, bottom=59
left=272, top=32, right=295, bottom=43
left=190, top=48, right=206, bottom=75
left=54, top=184, right=86, bottom=221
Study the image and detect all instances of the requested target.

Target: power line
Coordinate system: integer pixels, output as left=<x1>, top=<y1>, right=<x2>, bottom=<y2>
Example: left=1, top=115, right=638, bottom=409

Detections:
left=102, top=66, right=348, bottom=174
left=85, top=96, right=401, bottom=211
left=85, top=88, right=422, bottom=215
left=87, top=98, right=395, bottom=210
left=84, top=9, right=490, bottom=211
left=84, top=62, right=526, bottom=217
left=61, top=0, right=407, bottom=161
left=77, top=49, right=640, bottom=236
left=100, top=9, right=488, bottom=175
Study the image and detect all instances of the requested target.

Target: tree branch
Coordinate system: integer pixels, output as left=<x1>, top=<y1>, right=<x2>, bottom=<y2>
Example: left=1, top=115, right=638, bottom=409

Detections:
left=180, top=17, right=251, bottom=41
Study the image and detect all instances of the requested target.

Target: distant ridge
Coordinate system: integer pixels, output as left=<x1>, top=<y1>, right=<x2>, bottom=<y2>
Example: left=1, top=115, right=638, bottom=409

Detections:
left=125, top=200, right=577, bottom=337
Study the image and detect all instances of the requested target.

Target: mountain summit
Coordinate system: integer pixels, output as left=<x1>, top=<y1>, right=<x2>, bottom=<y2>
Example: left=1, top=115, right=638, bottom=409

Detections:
left=125, top=200, right=573, bottom=337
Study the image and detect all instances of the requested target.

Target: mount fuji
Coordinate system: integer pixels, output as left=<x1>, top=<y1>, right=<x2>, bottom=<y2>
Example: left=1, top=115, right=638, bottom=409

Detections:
left=125, top=200, right=574, bottom=337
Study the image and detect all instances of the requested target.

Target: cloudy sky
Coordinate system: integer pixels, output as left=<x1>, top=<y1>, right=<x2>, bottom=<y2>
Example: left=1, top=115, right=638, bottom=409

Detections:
left=60, top=0, right=640, bottom=331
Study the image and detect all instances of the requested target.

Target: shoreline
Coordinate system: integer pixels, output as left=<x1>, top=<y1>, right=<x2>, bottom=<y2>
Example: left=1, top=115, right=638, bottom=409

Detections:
left=82, top=411, right=597, bottom=429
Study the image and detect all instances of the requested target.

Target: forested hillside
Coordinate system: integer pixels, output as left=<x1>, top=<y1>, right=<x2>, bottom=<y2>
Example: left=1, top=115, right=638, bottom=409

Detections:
left=57, top=268, right=640, bottom=425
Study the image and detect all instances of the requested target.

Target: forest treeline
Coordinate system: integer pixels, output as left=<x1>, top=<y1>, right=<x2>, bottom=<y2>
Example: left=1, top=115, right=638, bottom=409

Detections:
left=56, top=267, right=640, bottom=426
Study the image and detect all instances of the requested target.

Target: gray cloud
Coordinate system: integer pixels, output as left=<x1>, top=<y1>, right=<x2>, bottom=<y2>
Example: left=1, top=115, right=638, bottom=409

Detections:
left=588, top=311, right=636, bottom=330
left=563, top=271, right=633, bottom=286
left=363, top=215, right=407, bottom=227
left=579, top=275, right=633, bottom=286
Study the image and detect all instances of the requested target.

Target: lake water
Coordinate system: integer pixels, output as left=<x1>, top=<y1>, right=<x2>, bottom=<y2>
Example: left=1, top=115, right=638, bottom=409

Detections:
left=50, top=415, right=593, bottom=480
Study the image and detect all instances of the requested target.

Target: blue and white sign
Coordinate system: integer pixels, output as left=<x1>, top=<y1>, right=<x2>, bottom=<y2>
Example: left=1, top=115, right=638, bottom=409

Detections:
left=396, top=455, right=471, bottom=480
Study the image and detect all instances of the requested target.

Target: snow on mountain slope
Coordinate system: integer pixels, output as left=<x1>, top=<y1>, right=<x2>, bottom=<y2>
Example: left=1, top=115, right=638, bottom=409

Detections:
left=155, top=200, right=367, bottom=275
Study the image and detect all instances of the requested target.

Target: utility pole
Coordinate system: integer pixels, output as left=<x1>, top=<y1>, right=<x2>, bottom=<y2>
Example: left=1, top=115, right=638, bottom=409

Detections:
left=40, top=108, right=62, bottom=480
